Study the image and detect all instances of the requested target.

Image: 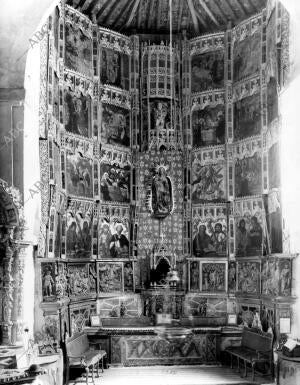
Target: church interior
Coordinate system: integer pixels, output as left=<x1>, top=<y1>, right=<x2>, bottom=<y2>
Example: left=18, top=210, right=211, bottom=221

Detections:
left=1, top=0, right=300, bottom=384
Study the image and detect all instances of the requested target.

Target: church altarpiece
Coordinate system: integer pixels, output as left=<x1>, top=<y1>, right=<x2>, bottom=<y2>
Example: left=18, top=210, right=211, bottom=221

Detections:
left=33, top=1, right=295, bottom=363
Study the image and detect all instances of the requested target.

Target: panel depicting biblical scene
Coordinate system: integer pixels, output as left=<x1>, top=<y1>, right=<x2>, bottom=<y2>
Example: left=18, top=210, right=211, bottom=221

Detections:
left=66, top=211, right=92, bottom=258
left=66, top=152, right=93, bottom=198
left=98, top=262, right=123, bottom=293
left=189, top=260, right=200, bottom=291
left=192, top=104, right=225, bottom=148
left=192, top=149, right=226, bottom=203
left=192, top=205, right=227, bottom=258
left=151, top=165, right=173, bottom=219
left=64, top=90, right=91, bottom=137
left=237, top=261, right=260, bottom=295
left=235, top=151, right=262, bottom=198
left=100, top=48, right=130, bottom=90
left=67, top=263, right=90, bottom=298
left=268, top=141, right=280, bottom=190
left=98, top=219, right=129, bottom=259
left=100, top=104, right=130, bottom=147
left=200, top=261, right=227, bottom=292
left=100, top=161, right=130, bottom=203
left=191, top=50, right=224, bottom=93
left=65, top=23, right=93, bottom=77
left=235, top=198, right=264, bottom=258
left=234, top=92, right=261, bottom=140
left=262, top=258, right=292, bottom=297
left=41, top=262, right=57, bottom=302
left=124, top=262, right=134, bottom=292
left=233, top=28, right=261, bottom=82
left=228, top=261, right=237, bottom=292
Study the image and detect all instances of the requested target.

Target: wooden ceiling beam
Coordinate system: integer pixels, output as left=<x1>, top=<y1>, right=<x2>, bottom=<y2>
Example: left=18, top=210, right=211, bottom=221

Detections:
left=101, top=0, right=120, bottom=24
left=187, top=0, right=200, bottom=35
left=85, top=0, right=99, bottom=16
left=96, top=0, right=113, bottom=20
left=198, top=0, right=220, bottom=27
left=247, top=0, right=258, bottom=13
left=111, top=0, right=135, bottom=29
left=147, top=0, right=156, bottom=29
left=210, top=0, right=230, bottom=24
left=137, top=0, right=143, bottom=29
left=156, top=0, right=163, bottom=30
left=126, top=0, right=141, bottom=28
left=223, top=0, right=239, bottom=20
left=232, top=0, right=249, bottom=17
left=177, top=0, right=184, bottom=31
left=193, top=6, right=210, bottom=30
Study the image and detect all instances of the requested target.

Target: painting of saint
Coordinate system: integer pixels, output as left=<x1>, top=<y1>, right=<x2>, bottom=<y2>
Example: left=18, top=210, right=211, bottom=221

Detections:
left=192, top=162, right=226, bottom=203
left=279, top=260, right=292, bottom=296
left=66, top=153, right=93, bottom=198
left=193, top=224, right=214, bottom=257
left=66, top=212, right=92, bottom=258
left=151, top=166, right=172, bottom=218
left=193, top=219, right=227, bottom=258
left=235, top=216, right=263, bottom=257
left=191, top=51, right=224, bottom=93
left=201, top=262, right=226, bottom=292
left=101, top=48, right=130, bottom=90
left=98, top=220, right=112, bottom=258
left=192, top=104, right=225, bottom=148
left=234, top=152, right=262, bottom=197
left=233, top=30, right=261, bottom=82
left=42, top=263, right=56, bottom=301
left=228, top=262, right=237, bottom=292
left=269, top=200, right=283, bottom=254
left=124, top=262, right=134, bottom=291
left=190, top=261, right=200, bottom=290
left=101, top=105, right=130, bottom=147
left=64, top=91, right=90, bottom=137
left=65, top=23, right=93, bottom=77
left=98, top=263, right=123, bottom=292
left=234, top=93, right=261, bottom=140
left=109, top=223, right=129, bottom=258
left=237, top=262, right=260, bottom=295
left=100, top=162, right=130, bottom=203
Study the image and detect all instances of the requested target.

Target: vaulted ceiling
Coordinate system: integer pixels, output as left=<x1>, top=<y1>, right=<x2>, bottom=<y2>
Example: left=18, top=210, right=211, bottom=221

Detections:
left=67, top=0, right=267, bottom=36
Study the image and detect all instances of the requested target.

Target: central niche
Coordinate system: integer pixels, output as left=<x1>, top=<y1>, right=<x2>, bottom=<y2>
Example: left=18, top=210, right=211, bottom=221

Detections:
left=151, top=165, right=173, bottom=218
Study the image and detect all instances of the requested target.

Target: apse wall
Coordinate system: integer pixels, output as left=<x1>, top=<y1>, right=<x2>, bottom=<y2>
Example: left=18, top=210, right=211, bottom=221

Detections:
left=30, top=1, right=294, bottom=354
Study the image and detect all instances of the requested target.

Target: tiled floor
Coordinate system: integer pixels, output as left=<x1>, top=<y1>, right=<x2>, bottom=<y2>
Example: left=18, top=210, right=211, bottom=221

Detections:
left=69, top=365, right=275, bottom=385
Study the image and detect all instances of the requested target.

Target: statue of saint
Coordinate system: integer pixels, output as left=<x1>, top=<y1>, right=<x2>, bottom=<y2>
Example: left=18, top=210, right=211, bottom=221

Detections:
left=151, top=166, right=172, bottom=218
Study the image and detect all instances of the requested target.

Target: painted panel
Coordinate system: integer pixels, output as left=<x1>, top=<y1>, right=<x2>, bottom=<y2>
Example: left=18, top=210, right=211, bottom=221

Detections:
left=65, top=23, right=93, bottom=77
left=67, top=263, right=90, bottom=298
left=234, top=92, right=261, bottom=140
left=64, top=91, right=91, bottom=137
left=228, top=261, right=237, bottom=293
left=200, top=261, right=227, bottom=292
left=189, top=260, right=200, bottom=291
left=237, top=261, right=260, bottom=295
left=191, top=50, right=224, bottom=93
left=235, top=151, right=262, bottom=198
left=100, top=104, right=130, bottom=147
left=262, top=258, right=292, bottom=297
left=192, top=103, right=225, bottom=148
left=66, top=211, right=92, bottom=258
left=98, top=262, right=123, bottom=293
left=66, top=152, right=93, bottom=198
left=124, top=262, right=134, bottom=292
left=100, top=161, right=130, bottom=203
left=100, top=48, right=130, bottom=90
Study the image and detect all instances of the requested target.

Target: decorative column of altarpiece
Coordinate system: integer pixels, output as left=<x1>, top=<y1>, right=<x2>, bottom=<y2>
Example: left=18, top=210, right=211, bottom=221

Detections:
left=35, top=3, right=140, bottom=351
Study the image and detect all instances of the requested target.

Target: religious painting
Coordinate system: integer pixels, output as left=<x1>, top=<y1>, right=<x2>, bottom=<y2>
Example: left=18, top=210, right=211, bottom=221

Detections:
left=66, top=153, right=93, bottom=198
left=262, top=258, right=292, bottom=297
left=237, top=262, right=260, bottom=295
left=100, top=161, right=130, bottom=203
left=192, top=205, right=227, bottom=258
left=100, top=104, right=130, bottom=147
left=234, top=93, right=261, bottom=140
left=228, top=261, right=237, bottom=292
left=66, top=211, right=92, bottom=258
left=185, top=296, right=207, bottom=317
left=268, top=191, right=283, bottom=254
left=235, top=152, right=262, bottom=198
left=109, top=222, right=130, bottom=258
left=41, top=262, right=57, bottom=302
left=67, top=263, right=90, bottom=298
left=189, top=261, right=200, bottom=291
left=233, top=29, right=261, bottom=82
left=191, top=50, right=224, bottom=93
left=64, top=91, right=91, bottom=137
left=124, top=262, right=134, bottom=292
left=98, top=262, right=123, bottom=293
left=200, top=261, right=226, bottom=292
left=56, top=263, right=68, bottom=299
left=151, top=166, right=173, bottom=218
left=100, top=48, right=130, bottom=90
left=192, top=150, right=226, bottom=203
left=65, top=23, right=93, bottom=77
left=192, top=104, right=225, bottom=148
left=237, top=303, right=260, bottom=327
left=268, top=142, right=281, bottom=189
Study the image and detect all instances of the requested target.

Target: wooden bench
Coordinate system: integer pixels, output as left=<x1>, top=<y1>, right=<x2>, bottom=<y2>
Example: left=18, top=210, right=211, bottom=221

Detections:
left=225, top=327, right=273, bottom=381
left=66, top=332, right=106, bottom=385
